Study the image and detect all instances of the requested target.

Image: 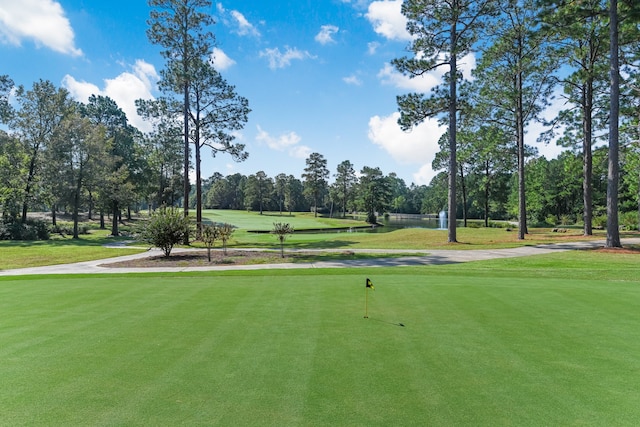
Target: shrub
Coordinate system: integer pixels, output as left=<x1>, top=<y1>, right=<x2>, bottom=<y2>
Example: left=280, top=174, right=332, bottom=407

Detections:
left=593, top=215, right=608, bottom=230
left=0, top=218, right=49, bottom=241
left=218, top=223, right=235, bottom=255
left=202, top=224, right=220, bottom=262
left=52, top=223, right=89, bottom=236
left=140, top=207, right=191, bottom=257
left=272, top=222, right=294, bottom=258
left=620, top=211, right=639, bottom=231
left=559, top=214, right=574, bottom=226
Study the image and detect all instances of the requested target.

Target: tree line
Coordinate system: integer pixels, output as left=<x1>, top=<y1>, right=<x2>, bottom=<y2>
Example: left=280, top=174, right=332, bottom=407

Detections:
left=197, top=157, right=406, bottom=225
left=394, top=0, right=640, bottom=246
left=2, top=0, right=640, bottom=242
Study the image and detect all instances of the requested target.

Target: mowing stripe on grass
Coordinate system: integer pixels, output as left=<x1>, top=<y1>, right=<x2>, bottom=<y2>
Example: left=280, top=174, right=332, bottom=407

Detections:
left=1, top=270, right=640, bottom=425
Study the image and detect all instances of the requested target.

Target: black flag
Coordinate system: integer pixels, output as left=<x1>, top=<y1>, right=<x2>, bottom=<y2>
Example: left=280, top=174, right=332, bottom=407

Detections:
left=366, top=278, right=374, bottom=290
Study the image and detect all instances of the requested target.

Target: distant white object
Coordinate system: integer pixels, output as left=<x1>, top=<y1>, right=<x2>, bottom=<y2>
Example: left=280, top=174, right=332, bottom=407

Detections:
left=439, top=210, right=447, bottom=230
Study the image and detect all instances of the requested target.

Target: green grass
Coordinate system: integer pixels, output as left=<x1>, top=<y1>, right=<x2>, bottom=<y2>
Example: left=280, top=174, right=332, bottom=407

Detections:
left=2, top=209, right=638, bottom=270
left=2, top=252, right=640, bottom=426
left=0, top=230, right=145, bottom=270
left=203, top=209, right=366, bottom=231
left=228, top=225, right=613, bottom=250
left=203, top=210, right=635, bottom=250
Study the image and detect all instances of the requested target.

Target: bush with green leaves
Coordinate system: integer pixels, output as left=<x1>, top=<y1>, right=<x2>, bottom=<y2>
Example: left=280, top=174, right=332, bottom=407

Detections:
left=0, top=218, right=49, bottom=241
left=141, top=207, right=191, bottom=257
left=201, top=224, right=220, bottom=261
left=51, top=223, right=90, bottom=236
left=218, top=223, right=235, bottom=255
left=620, top=211, right=639, bottom=231
left=559, top=214, right=574, bottom=226
left=272, top=222, right=294, bottom=258
left=593, top=215, right=608, bottom=230
left=544, top=215, right=557, bottom=227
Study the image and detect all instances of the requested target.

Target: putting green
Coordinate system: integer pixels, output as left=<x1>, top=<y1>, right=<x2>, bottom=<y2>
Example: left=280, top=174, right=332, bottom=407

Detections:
left=1, top=268, right=640, bottom=425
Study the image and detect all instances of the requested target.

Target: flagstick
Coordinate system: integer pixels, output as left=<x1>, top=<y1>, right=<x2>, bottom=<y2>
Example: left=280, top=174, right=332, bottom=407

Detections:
left=364, top=286, right=368, bottom=318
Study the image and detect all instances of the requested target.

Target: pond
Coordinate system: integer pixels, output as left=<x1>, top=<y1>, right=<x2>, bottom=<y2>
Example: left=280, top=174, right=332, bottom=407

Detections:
left=293, top=213, right=448, bottom=234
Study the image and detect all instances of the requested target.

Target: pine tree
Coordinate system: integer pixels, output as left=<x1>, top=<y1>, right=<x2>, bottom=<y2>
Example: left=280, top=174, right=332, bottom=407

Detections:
left=392, top=0, right=497, bottom=243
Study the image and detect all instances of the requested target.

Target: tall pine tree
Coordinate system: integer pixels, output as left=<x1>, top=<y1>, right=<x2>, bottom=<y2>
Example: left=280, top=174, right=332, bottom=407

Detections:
left=392, top=0, right=496, bottom=243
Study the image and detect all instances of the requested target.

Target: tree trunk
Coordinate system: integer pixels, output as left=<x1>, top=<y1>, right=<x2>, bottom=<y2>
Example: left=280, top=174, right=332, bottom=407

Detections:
left=582, top=77, right=594, bottom=236
left=88, top=190, right=93, bottom=220
left=516, top=67, right=528, bottom=240
left=51, top=205, right=57, bottom=228
left=183, top=78, right=190, bottom=245
left=196, top=140, right=202, bottom=239
left=484, top=160, right=490, bottom=228
left=342, top=183, right=346, bottom=218
left=111, top=202, right=119, bottom=236
left=447, top=29, right=458, bottom=243
left=314, top=190, right=318, bottom=217
left=21, top=151, right=38, bottom=223
left=459, top=164, right=468, bottom=227
left=606, top=0, right=621, bottom=248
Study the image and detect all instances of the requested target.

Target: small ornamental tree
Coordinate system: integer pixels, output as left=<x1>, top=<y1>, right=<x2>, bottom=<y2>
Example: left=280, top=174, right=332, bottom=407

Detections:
left=201, top=223, right=220, bottom=261
left=218, top=223, right=234, bottom=255
left=272, top=222, right=294, bottom=258
left=141, top=206, right=190, bottom=257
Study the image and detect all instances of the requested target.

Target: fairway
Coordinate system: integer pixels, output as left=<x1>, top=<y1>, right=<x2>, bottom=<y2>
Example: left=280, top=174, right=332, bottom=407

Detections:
left=2, top=264, right=640, bottom=426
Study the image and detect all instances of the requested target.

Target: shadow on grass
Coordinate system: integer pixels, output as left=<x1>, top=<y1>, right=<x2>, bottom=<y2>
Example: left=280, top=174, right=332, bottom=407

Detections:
left=232, top=239, right=357, bottom=250
left=0, top=235, right=134, bottom=248
left=367, top=317, right=406, bottom=327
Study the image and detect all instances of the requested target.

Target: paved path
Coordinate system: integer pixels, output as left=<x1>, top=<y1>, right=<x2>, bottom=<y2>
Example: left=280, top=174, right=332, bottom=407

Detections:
left=2, top=238, right=638, bottom=277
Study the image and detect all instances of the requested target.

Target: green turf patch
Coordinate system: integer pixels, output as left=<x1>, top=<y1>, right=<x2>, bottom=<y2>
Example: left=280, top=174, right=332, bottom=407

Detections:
left=0, top=232, right=145, bottom=270
left=2, top=260, right=640, bottom=425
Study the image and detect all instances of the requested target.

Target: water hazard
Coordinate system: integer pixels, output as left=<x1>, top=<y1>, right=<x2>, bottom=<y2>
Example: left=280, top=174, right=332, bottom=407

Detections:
left=293, top=213, right=447, bottom=234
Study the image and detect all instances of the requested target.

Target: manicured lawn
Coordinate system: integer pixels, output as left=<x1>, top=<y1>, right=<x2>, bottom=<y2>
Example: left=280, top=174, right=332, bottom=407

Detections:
left=4, top=210, right=637, bottom=270
left=0, top=231, right=145, bottom=270
left=2, top=252, right=640, bottom=425
left=203, top=209, right=627, bottom=250
left=203, top=209, right=366, bottom=231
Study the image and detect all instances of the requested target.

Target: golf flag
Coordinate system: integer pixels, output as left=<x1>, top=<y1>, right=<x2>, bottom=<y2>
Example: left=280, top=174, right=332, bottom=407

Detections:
left=364, top=278, right=374, bottom=318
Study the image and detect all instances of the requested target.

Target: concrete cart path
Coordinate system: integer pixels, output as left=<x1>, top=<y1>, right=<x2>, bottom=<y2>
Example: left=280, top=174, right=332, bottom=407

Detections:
left=1, top=238, right=639, bottom=276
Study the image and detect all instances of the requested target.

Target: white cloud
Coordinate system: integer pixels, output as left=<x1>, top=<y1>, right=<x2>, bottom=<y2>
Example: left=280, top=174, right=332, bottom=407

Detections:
left=256, top=125, right=311, bottom=159
left=61, top=76, right=100, bottom=102
left=368, top=112, right=445, bottom=185
left=211, top=47, right=236, bottom=71
left=0, top=0, right=82, bottom=56
left=458, top=54, right=477, bottom=81
left=343, top=75, right=363, bottom=86
left=367, top=41, right=380, bottom=55
left=315, top=25, right=339, bottom=45
left=289, top=145, right=313, bottom=159
left=230, top=10, right=260, bottom=37
left=528, top=91, right=572, bottom=160
left=63, top=60, right=159, bottom=132
left=378, top=53, right=477, bottom=92
left=259, top=47, right=315, bottom=70
left=365, top=0, right=411, bottom=41
left=412, top=164, right=440, bottom=186
left=217, top=3, right=260, bottom=37
left=378, top=63, right=441, bottom=92
left=256, top=125, right=300, bottom=150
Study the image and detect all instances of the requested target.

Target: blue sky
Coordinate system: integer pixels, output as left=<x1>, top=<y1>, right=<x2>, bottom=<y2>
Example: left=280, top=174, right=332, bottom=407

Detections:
left=0, top=0, right=565, bottom=186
